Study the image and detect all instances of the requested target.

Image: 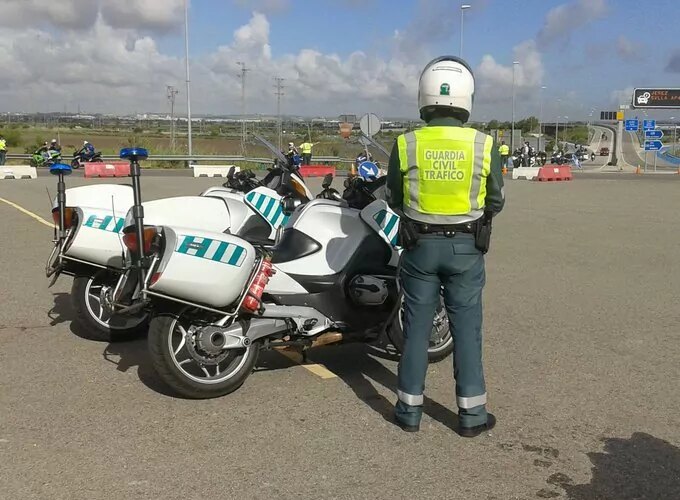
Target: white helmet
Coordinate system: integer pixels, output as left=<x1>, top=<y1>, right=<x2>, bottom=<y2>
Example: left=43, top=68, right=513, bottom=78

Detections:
left=418, top=56, right=475, bottom=123
left=288, top=142, right=294, bottom=147
left=83, top=140, right=89, bottom=145
left=51, top=138, right=57, bottom=143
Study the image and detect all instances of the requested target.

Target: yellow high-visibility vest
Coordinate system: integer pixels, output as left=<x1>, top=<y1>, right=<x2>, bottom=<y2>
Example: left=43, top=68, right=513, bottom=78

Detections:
left=300, top=142, right=313, bottom=154
left=498, top=144, right=509, bottom=155
left=0, top=139, right=7, bottom=151
left=397, top=127, right=492, bottom=223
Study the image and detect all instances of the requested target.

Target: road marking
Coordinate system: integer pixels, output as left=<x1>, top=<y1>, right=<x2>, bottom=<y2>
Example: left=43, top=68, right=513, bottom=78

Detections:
left=0, top=197, right=53, bottom=228
left=277, top=350, right=337, bottom=379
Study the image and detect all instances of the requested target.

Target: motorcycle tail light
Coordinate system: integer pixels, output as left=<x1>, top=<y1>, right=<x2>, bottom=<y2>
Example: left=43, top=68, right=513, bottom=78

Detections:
left=51, top=207, right=76, bottom=230
left=122, top=227, right=160, bottom=255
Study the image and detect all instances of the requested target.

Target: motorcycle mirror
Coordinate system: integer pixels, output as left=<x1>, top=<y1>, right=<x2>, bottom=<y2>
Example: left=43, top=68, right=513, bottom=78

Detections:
left=343, top=178, right=351, bottom=189
left=322, top=173, right=333, bottom=189
left=227, top=166, right=236, bottom=179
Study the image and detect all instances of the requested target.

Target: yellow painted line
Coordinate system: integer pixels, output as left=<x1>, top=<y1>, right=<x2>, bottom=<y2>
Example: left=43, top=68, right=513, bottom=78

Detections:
left=0, top=197, right=53, bottom=228
left=277, top=350, right=337, bottom=379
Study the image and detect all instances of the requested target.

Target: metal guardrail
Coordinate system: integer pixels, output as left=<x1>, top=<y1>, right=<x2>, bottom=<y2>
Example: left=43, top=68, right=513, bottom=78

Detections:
left=5, top=153, right=357, bottom=165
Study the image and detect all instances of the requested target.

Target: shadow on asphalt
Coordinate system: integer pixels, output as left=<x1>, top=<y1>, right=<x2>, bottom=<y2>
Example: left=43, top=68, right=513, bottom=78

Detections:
left=313, top=343, right=460, bottom=432
left=547, top=433, right=680, bottom=499
left=48, top=292, right=459, bottom=427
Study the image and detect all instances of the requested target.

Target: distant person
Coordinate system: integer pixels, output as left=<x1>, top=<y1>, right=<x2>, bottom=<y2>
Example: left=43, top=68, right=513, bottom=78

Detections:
left=498, top=141, right=509, bottom=170
left=0, top=134, right=6, bottom=165
left=50, top=139, right=61, bottom=153
left=299, top=140, right=316, bottom=165
left=36, top=141, right=49, bottom=155
left=78, top=140, right=96, bottom=160
left=522, top=141, right=530, bottom=167
left=285, top=142, right=300, bottom=169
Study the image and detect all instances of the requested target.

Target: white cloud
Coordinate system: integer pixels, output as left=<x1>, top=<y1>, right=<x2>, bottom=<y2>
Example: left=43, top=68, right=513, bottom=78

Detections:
left=101, top=0, right=185, bottom=32
left=475, top=40, right=544, bottom=103
left=0, top=0, right=184, bottom=32
left=610, top=87, right=634, bottom=105
left=537, top=0, right=608, bottom=46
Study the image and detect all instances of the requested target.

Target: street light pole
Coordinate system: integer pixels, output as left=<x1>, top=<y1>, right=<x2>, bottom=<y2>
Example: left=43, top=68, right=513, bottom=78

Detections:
left=539, top=85, right=546, bottom=152
left=184, top=0, right=193, bottom=156
left=511, top=61, right=519, bottom=153
left=460, top=4, right=471, bottom=58
left=671, top=116, right=677, bottom=155
left=237, top=61, right=249, bottom=156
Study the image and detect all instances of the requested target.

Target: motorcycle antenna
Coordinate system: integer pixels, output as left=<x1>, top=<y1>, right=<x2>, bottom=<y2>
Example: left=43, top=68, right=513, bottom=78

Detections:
left=111, top=195, right=125, bottom=255
left=45, top=187, right=55, bottom=237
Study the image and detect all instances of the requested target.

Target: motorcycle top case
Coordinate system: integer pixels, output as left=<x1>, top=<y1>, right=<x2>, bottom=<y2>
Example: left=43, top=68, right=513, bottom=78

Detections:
left=124, top=196, right=233, bottom=233
left=65, top=205, right=131, bottom=268
left=54, top=184, right=133, bottom=211
left=149, top=227, right=257, bottom=309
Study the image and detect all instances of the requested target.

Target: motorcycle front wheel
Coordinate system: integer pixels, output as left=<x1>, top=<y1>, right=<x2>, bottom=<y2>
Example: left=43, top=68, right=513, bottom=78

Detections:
left=148, top=308, right=260, bottom=399
left=388, top=297, right=454, bottom=363
left=71, top=270, right=148, bottom=342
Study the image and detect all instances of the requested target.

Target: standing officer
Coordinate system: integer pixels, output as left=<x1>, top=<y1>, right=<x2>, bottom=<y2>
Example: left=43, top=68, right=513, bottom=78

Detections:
left=0, top=134, right=6, bottom=165
left=498, top=140, right=509, bottom=170
left=386, top=56, right=505, bottom=437
left=299, top=140, right=316, bottom=165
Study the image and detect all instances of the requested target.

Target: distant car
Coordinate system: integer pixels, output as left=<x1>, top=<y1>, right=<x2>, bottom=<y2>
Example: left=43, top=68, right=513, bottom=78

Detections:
left=599, top=147, right=609, bottom=156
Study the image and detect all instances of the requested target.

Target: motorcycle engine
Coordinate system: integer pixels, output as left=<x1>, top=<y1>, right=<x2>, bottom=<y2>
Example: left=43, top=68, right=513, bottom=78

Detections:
left=348, top=275, right=389, bottom=306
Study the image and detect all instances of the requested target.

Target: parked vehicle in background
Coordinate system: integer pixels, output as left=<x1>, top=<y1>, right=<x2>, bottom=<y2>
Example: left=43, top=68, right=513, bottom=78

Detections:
left=599, top=147, right=609, bottom=156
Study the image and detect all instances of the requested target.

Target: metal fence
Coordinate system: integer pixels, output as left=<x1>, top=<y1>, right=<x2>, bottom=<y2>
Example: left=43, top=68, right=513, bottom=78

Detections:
left=5, top=153, right=357, bottom=166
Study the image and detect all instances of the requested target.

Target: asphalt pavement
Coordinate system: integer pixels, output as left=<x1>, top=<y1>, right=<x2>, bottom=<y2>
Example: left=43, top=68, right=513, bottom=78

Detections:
left=1, top=173, right=679, bottom=499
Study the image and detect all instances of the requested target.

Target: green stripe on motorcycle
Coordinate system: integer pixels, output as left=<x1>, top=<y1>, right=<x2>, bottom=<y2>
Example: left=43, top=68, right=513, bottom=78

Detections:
left=228, top=245, right=245, bottom=266
left=212, top=241, right=228, bottom=262
left=112, top=218, right=125, bottom=233
left=383, top=215, right=398, bottom=236
left=263, top=197, right=276, bottom=218
left=177, top=236, right=195, bottom=254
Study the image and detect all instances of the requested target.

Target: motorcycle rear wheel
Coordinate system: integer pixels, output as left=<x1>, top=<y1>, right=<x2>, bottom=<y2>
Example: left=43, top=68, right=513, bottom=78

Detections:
left=148, top=309, right=260, bottom=399
left=388, top=297, right=454, bottom=363
left=71, top=271, right=148, bottom=342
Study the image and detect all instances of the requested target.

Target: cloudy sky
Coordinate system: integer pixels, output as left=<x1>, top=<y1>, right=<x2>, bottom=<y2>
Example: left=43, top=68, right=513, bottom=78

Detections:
left=0, top=0, right=678, bottom=121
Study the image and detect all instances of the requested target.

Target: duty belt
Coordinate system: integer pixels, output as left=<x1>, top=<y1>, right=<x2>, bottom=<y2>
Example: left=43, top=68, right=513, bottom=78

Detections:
left=413, top=222, right=476, bottom=236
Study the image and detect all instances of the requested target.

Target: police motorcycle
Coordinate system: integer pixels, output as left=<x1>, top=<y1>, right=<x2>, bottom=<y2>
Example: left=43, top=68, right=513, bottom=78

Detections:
left=71, top=149, right=103, bottom=169
left=46, top=143, right=312, bottom=342
left=132, top=173, right=453, bottom=398
left=30, top=145, right=62, bottom=168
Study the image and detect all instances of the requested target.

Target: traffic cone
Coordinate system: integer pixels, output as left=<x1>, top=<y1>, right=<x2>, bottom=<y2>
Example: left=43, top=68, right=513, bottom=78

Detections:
left=635, top=165, right=642, bottom=175
left=502, top=166, right=508, bottom=175
left=676, top=166, right=680, bottom=175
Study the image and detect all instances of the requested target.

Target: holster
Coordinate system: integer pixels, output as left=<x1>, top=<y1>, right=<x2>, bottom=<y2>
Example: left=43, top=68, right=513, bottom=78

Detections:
left=398, top=218, right=420, bottom=251
left=474, top=212, right=493, bottom=254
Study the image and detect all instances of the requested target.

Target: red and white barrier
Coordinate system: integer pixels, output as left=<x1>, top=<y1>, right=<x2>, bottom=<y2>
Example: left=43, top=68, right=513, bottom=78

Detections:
left=536, top=165, right=572, bottom=182
left=299, top=165, right=335, bottom=177
left=84, top=162, right=130, bottom=178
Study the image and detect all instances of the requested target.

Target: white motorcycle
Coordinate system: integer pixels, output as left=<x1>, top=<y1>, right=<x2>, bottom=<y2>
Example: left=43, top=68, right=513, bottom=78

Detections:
left=130, top=174, right=453, bottom=398
left=47, top=150, right=312, bottom=342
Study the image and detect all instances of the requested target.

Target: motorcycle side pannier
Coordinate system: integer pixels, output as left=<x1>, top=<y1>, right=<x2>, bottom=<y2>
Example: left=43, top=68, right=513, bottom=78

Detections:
left=149, top=227, right=257, bottom=309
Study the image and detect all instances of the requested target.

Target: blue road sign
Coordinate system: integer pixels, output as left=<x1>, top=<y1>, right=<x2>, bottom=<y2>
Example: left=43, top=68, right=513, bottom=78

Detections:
left=624, top=119, right=639, bottom=131
left=643, top=119, right=656, bottom=130
left=644, top=129, right=664, bottom=139
left=358, top=161, right=379, bottom=179
left=644, top=140, right=663, bottom=151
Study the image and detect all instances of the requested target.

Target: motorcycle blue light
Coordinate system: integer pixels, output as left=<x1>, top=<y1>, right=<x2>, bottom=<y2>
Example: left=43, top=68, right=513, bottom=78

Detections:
left=49, top=163, right=73, bottom=176
left=119, top=148, right=149, bottom=160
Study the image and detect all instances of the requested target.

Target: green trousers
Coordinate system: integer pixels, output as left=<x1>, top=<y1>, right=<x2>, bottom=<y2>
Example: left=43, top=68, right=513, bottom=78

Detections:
left=395, top=233, right=488, bottom=428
